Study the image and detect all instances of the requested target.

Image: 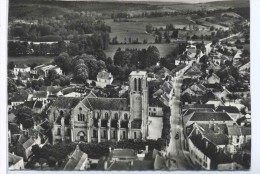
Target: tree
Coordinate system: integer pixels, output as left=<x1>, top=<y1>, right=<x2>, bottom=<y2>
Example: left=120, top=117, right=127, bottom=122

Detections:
left=13, top=107, right=33, bottom=128
left=48, top=156, right=56, bottom=168
left=8, top=62, right=15, bottom=70
left=8, top=78, right=17, bottom=93
left=146, top=24, right=153, bottom=33
left=54, top=52, right=72, bottom=75
left=32, top=144, right=42, bottom=159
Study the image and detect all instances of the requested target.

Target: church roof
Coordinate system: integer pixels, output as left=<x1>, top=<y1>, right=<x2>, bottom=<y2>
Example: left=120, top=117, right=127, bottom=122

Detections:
left=82, top=97, right=129, bottom=111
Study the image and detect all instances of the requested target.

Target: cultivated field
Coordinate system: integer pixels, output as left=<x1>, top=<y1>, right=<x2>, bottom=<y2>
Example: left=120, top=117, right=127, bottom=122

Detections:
left=104, top=43, right=177, bottom=59
left=8, top=55, right=54, bottom=64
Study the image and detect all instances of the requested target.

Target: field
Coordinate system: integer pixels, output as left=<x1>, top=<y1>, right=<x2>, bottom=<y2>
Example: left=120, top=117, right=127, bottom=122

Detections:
left=8, top=55, right=54, bottom=64
left=104, top=43, right=177, bottom=59
left=105, top=15, right=199, bottom=43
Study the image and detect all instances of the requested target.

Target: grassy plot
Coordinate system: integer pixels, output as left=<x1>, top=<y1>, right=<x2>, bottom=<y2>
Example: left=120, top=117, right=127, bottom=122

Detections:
left=104, top=43, right=177, bottom=59
left=8, top=55, right=54, bottom=64
left=105, top=15, right=195, bottom=43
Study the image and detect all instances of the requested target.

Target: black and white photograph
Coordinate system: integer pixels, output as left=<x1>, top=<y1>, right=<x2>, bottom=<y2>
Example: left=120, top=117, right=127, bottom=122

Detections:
left=5, top=0, right=255, bottom=172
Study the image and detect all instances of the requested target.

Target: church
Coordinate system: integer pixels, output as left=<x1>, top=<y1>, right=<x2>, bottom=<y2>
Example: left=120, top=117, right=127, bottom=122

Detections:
left=49, top=71, right=150, bottom=144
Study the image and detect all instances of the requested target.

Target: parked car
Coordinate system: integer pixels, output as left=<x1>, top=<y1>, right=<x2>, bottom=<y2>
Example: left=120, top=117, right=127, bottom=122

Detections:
left=175, top=132, right=179, bottom=139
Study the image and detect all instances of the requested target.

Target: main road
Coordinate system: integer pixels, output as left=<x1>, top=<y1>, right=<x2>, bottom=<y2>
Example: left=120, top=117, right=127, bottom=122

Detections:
left=167, top=73, right=194, bottom=170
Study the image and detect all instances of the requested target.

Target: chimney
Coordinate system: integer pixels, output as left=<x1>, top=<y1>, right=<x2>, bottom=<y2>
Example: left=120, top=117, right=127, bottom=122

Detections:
left=104, top=161, right=108, bottom=170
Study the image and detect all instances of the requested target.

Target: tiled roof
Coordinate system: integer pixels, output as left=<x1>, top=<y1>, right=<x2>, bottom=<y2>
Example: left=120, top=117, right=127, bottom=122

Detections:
left=161, top=81, right=172, bottom=94
left=189, top=112, right=233, bottom=122
left=183, top=108, right=215, bottom=117
left=23, top=101, right=35, bottom=109
left=15, top=64, right=29, bottom=69
left=149, top=97, right=166, bottom=107
left=9, top=153, right=23, bottom=166
left=112, top=149, right=136, bottom=159
left=182, top=104, right=215, bottom=110
left=227, top=125, right=251, bottom=136
left=34, top=101, right=43, bottom=108
left=9, top=123, right=21, bottom=134
left=171, top=63, right=186, bottom=73
left=52, top=97, right=81, bottom=109
left=216, top=106, right=240, bottom=113
left=8, top=113, right=16, bottom=123
left=22, top=137, right=34, bottom=149
left=131, top=119, right=142, bottom=129
left=32, top=91, right=47, bottom=98
left=82, top=97, right=129, bottom=111
left=64, top=146, right=88, bottom=170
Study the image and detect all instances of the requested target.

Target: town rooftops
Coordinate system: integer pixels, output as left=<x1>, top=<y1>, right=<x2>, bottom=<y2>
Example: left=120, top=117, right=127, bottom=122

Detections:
left=23, top=101, right=35, bottom=109
left=216, top=106, right=240, bottom=113
left=130, top=71, right=147, bottom=76
left=18, top=134, right=34, bottom=149
left=52, top=97, right=81, bottom=109
left=9, top=123, right=21, bottom=135
left=8, top=113, right=16, bottom=123
left=149, top=97, right=166, bottom=108
left=82, top=97, right=129, bottom=111
left=63, top=145, right=88, bottom=170
left=111, top=149, right=136, bottom=159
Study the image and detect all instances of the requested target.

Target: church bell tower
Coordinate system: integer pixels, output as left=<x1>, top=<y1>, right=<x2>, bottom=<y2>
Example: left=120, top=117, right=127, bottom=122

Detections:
left=129, top=70, right=149, bottom=139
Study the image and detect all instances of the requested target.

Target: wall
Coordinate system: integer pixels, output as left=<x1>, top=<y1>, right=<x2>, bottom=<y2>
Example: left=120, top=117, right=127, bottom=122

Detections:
left=188, top=138, right=211, bottom=170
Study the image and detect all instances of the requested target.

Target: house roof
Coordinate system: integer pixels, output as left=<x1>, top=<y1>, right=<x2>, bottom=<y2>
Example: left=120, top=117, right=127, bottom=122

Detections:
left=161, top=81, right=173, bottom=94
left=207, top=73, right=220, bottom=80
left=11, top=91, right=29, bottom=102
left=9, top=123, right=21, bottom=135
left=8, top=113, right=16, bottom=123
left=32, top=91, right=47, bottom=98
left=34, top=100, right=43, bottom=108
left=112, top=149, right=136, bottom=159
left=9, top=153, right=23, bottom=166
left=82, top=97, right=129, bottom=111
left=184, top=112, right=233, bottom=126
left=97, top=70, right=112, bottom=79
left=190, top=112, right=233, bottom=122
left=196, top=123, right=229, bottom=145
left=47, top=86, right=63, bottom=94
left=184, top=66, right=203, bottom=77
left=183, top=108, right=215, bottom=117
left=19, top=135, right=34, bottom=149
left=182, top=104, right=215, bottom=111
left=52, top=97, right=81, bottom=109
left=15, top=64, right=29, bottom=69
left=23, top=101, right=35, bottom=109
left=64, top=145, right=88, bottom=170
left=171, top=63, right=186, bottom=73
left=131, top=119, right=142, bottom=129
left=216, top=105, right=240, bottom=113
left=227, top=125, right=251, bottom=136
left=149, top=97, right=166, bottom=108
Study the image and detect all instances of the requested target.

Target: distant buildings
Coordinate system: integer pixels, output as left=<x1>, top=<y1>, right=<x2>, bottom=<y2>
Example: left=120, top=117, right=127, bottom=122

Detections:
left=96, top=70, right=113, bottom=88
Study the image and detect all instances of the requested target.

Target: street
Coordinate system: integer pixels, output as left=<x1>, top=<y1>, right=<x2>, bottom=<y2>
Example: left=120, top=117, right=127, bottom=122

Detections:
left=167, top=74, right=194, bottom=170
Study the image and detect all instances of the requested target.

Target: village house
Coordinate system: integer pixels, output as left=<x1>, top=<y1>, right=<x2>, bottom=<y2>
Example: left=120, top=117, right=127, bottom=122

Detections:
left=226, top=125, right=251, bottom=153
left=187, top=123, right=243, bottom=170
left=63, top=144, right=90, bottom=170
left=96, top=70, right=113, bottom=88
left=14, top=64, right=31, bottom=76
left=239, top=62, right=250, bottom=75
left=31, top=64, right=62, bottom=77
left=183, top=65, right=203, bottom=79
left=9, top=152, right=25, bottom=170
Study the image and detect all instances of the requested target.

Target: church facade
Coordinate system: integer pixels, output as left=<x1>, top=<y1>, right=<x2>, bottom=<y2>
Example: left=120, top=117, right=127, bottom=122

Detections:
left=50, top=71, right=150, bottom=144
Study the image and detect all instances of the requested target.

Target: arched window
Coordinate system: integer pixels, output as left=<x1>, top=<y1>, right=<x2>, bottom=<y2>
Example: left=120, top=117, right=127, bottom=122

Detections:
left=105, top=113, right=109, bottom=120
left=134, top=78, right=137, bottom=91
left=78, top=114, right=80, bottom=121
left=114, top=113, right=119, bottom=120
left=124, top=113, right=128, bottom=120
left=138, top=78, right=142, bottom=91
left=82, top=114, right=85, bottom=121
